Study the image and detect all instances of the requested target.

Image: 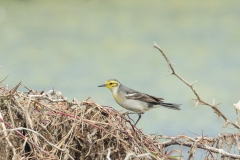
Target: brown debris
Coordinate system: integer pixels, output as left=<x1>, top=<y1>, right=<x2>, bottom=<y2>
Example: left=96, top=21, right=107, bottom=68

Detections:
left=0, top=84, right=169, bottom=160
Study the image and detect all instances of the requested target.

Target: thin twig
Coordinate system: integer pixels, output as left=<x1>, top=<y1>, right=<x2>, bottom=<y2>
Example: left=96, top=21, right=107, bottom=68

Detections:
left=0, top=75, right=9, bottom=84
left=161, top=138, right=240, bottom=159
left=153, top=42, right=240, bottom=129
left=0, top=117, right=57, bottom=158
left=0, top=112, right=16, bottom=155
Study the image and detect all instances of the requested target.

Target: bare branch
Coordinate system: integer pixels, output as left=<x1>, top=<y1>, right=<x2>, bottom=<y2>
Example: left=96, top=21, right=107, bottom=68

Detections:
left=159, top=133, right=240, bottom=159
left=162, top=139, right=240, bottom=159
left=106, top=148, right=111, bottom=160
left=0, top=112, right=16, bottom=155
left=0, top=75, right=9, bottom=84
left=153, top=42, right=240, bottom=129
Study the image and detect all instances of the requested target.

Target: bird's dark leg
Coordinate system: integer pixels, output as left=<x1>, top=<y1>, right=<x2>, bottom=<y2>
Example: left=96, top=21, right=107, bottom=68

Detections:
left=123, top=112, right=134, bottom=123
left=123, top=112, right=143, bottom=126
left=134, top=114, right=141, bottom=126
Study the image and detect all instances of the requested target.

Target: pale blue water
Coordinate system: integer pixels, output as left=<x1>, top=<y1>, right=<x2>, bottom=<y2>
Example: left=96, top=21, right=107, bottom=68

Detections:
left=0, top=1, right=240, bottom=158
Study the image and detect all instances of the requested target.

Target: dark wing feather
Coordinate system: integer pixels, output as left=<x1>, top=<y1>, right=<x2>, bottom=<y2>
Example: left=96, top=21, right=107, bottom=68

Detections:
left=125, top=92, right=164, bottom=104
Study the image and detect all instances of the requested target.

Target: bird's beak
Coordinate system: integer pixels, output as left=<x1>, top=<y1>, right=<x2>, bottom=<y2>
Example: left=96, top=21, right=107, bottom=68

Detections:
left=98, top=84, right=106, bottom=87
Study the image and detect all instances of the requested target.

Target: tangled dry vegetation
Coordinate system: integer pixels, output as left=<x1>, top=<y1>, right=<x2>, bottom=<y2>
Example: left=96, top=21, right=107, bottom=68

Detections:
left=0, top=84, right=240, bottom=160
left=0, top=82, right=179, bottom=160
left=1, top=43, right=240, bottom=160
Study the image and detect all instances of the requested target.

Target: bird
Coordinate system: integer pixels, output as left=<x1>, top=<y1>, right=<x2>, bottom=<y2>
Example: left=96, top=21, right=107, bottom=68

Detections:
left=98, top=79, right=181, bottom=125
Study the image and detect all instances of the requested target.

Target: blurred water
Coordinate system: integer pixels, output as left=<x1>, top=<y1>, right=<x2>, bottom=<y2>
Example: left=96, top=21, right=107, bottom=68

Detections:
left=0, top=0, right=240, bottom=158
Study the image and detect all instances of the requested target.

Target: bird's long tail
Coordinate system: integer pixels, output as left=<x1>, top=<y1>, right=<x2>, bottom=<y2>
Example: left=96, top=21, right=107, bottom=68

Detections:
left=160, top=102, right=181, bottom=110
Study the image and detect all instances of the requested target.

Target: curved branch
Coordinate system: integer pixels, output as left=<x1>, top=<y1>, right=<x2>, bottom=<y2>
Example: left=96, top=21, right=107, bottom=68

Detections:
left=159, top=133, right=240, bottom=159
left=162, top=139, right=240, bottom=159
left=153, top=42, right=240, bottom=129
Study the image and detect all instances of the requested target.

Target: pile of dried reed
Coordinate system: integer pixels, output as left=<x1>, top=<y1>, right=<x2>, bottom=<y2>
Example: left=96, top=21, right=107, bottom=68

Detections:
left=0, top=83, right=176, bottom=160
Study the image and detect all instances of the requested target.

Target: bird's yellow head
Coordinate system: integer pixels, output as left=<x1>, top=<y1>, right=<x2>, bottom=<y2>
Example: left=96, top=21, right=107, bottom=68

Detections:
left=98, top=79, right=121, bottom=91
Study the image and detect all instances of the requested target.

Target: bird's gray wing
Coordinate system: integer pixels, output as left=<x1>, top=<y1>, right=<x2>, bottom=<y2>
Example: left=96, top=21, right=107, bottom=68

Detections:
left=125, top=91, right=164, bottom=103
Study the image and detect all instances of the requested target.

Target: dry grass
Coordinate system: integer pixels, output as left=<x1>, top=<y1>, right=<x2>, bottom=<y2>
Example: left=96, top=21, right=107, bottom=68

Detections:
left=0, top=83, right=176, bottom=160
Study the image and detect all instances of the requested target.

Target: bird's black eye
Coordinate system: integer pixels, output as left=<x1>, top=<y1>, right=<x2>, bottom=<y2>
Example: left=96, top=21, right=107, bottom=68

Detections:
left=110, top=83, right=113, bottom=85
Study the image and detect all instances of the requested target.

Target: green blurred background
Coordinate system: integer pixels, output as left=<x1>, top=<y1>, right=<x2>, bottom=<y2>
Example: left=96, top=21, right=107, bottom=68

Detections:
left=1, top=0, right=240, bottom=140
